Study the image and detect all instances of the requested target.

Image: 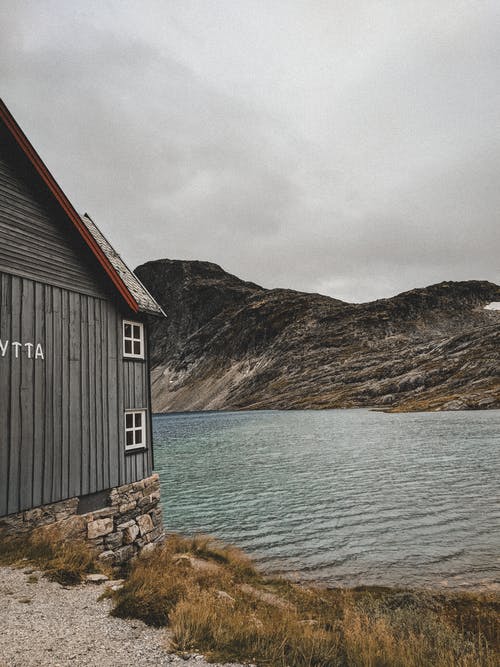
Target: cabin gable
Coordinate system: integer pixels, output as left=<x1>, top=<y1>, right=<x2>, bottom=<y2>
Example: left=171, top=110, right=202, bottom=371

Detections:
left=0, top=123, right=113, bottom=299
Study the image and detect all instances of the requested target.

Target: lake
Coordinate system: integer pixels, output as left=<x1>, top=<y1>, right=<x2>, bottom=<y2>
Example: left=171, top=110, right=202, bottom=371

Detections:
left=153, top=409, right=499, bottom=590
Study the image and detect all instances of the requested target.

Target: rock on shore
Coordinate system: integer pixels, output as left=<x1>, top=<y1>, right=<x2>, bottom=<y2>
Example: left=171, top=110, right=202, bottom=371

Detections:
left=135, top=259, right=500, bottom=413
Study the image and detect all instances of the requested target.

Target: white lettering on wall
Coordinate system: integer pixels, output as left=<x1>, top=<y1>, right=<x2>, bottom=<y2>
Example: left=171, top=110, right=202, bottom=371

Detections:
left=0, top=339, right=45, bottom=360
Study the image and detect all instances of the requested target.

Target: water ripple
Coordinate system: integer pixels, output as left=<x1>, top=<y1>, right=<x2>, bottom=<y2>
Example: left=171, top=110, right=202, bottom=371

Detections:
left=154, top=408, right=500, bottom=590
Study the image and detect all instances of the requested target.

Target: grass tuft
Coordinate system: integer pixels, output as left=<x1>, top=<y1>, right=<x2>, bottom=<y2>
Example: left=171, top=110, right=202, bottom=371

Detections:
left=0, top=528, right=105, bottom=585
left=109, top=533, right=500, bottom=666
left=2, top=529, right=497, bottom=664
left=169, top=590, right=342, bottom=666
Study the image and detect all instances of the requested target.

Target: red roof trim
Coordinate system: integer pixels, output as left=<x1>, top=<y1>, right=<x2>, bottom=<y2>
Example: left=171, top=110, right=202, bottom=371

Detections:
left=0, top=99, right=139, bottom=312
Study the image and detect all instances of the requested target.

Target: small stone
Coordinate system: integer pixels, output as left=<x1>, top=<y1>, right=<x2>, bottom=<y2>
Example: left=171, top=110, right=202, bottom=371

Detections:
left=150, top=508, right=163, bottom=527
left=105, top=531, right=123, bottom=549
left=114, top=544, right=135, bottom=563
left=143, top=483, right=158, bottom=497
left=87, top=537, right=104, bottom=548
left=172, top=554, right=221, bottom=573
left=238, top=583, right=294, bottom=609
left=106, top=578, right=124, bottom=591
left=147, top=526, right=164, bottom=543
left=24, top=507, right=46, bottom=523
left=85, top=573, right=109, bottom=584
left=57, top=515, right=87, bottom=539
left=136, top=513, right=154, bottom=536
left=87, top=518, right=114, bottom=539
left=140, top=543, right=156, bottom=556
left=123, top=524, right=140, bottom=544
left=119, top=501, right=136, bottom=514
left=98, top=550, right=115, bottom=564
left=216, top=590, right=235, bottom=604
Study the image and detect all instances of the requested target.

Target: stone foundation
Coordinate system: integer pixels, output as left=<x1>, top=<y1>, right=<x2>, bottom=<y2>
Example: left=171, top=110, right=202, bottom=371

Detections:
left=0, top=474, right=164, bottom=564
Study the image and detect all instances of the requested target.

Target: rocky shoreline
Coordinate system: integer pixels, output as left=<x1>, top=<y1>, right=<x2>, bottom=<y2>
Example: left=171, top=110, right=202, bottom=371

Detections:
left=1, top=527, right=498, bottom=667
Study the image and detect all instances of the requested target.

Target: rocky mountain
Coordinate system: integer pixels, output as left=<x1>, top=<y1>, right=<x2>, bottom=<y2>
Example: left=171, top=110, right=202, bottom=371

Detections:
left=135, top=259, right=500, bottom=413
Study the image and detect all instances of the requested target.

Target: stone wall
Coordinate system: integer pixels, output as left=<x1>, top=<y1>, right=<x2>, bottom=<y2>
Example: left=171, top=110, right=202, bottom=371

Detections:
left=0, top=473, right=164, bottom=564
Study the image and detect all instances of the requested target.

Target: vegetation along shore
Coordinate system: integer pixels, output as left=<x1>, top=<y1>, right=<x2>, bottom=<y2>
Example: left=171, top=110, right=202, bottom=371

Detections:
left=0, top=529, right=498, bottom=667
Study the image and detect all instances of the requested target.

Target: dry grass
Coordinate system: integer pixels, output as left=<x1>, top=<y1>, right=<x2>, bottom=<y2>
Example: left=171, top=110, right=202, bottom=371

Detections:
left=170, top=590, right=341, bottom=666
left=111, top=534, right=256, bottom=626
left=2, top=529, right=497, bottom=665
left=341, top=596, right=497, bottom=667
left=0, top=528, right=105, bottom=585
left=110, top=533, right=500, bottom=666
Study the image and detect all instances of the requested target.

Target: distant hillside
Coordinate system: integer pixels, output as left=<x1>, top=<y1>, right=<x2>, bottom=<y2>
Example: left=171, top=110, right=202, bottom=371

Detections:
left=135, top=259, right=500, bottom=413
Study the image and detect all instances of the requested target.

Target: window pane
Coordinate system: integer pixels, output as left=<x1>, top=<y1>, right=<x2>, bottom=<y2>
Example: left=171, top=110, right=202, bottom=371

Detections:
left=126, top=413, right=134, bottom=428
left=133, top=325, right=141, bottom=339
left=124, top=340, right=132, bottom=354
left=126, top=430, right=134, bottom=446
left=134, top=413, right=142, bottom=427
left=135, top=428, right=143, bottom=444
left=124, top=323, right=131, bottom=337
left=133, top=341, right=141, bottom=355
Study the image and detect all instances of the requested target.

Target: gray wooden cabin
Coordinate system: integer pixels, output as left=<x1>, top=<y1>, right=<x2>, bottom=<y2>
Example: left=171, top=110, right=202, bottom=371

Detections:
left=0, top=100, right=165, bottom=518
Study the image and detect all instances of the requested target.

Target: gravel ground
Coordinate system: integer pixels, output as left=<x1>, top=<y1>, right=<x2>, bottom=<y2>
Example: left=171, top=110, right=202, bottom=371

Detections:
left=0, top=567, right=248, bottom=667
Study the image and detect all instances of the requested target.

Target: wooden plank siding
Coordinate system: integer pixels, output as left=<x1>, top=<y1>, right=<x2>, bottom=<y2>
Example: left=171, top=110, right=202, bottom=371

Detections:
left=0, top=272, right=152, bottom=516
left=0, top=124, right=110, bottom=300
left=0, top=111, right=158, bottom=519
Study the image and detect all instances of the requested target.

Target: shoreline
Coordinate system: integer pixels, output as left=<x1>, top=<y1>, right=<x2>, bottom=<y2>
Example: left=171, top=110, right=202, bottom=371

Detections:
left=1, top=532, right=498, bottom=666
left=265, top=571, right=500, bottom=595
left=153, top=403, right=500, bottom=416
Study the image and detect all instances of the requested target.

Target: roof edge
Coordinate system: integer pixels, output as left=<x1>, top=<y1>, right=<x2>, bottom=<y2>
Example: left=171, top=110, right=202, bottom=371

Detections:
left=0, top=98, right=139, bottom=313
left=82, top=212, right=166, bottom=318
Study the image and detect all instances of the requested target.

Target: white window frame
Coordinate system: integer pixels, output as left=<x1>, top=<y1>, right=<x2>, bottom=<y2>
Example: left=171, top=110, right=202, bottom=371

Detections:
left=123, top=320, right=145, bottom=359
left=125, top=409, right=147, bottom=451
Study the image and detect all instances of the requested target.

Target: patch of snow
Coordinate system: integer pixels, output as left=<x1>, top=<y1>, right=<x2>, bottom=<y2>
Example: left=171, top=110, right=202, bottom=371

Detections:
left=484, top=302, right=500, bottom=310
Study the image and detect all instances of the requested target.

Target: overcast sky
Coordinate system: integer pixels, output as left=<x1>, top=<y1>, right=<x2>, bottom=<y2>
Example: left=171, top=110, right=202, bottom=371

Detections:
left=1, top=1, right=499, bottom=302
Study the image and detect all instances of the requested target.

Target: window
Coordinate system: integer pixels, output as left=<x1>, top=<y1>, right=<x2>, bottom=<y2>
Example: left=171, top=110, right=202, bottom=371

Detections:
left=123, top=320, right=144, bottom=358
left=125, top=409, right=147, bottom=451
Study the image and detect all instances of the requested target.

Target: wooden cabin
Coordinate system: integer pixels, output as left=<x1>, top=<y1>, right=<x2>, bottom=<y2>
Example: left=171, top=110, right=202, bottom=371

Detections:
left=0, top=100, right=165, bottom=561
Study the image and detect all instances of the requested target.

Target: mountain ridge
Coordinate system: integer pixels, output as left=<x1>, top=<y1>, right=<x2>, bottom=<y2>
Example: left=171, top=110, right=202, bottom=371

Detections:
left=135, top=259, right=500, bottom=413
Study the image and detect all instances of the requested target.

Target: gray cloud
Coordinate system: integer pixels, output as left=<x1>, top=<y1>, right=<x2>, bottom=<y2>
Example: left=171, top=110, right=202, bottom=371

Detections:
left=1, top=0, right=499, bottom=302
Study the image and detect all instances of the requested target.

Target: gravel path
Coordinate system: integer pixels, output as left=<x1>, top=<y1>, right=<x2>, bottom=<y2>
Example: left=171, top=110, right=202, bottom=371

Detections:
left=0, top=567, right=247, bottom=667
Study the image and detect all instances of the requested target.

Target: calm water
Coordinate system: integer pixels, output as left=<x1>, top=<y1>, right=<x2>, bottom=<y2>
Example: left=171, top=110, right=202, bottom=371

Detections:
left=153, top=409, right=500, bottom=590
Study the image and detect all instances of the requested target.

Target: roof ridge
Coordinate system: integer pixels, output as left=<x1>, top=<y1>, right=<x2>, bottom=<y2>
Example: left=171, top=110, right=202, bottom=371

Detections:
left=81, top=213, right=165, bottom=317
